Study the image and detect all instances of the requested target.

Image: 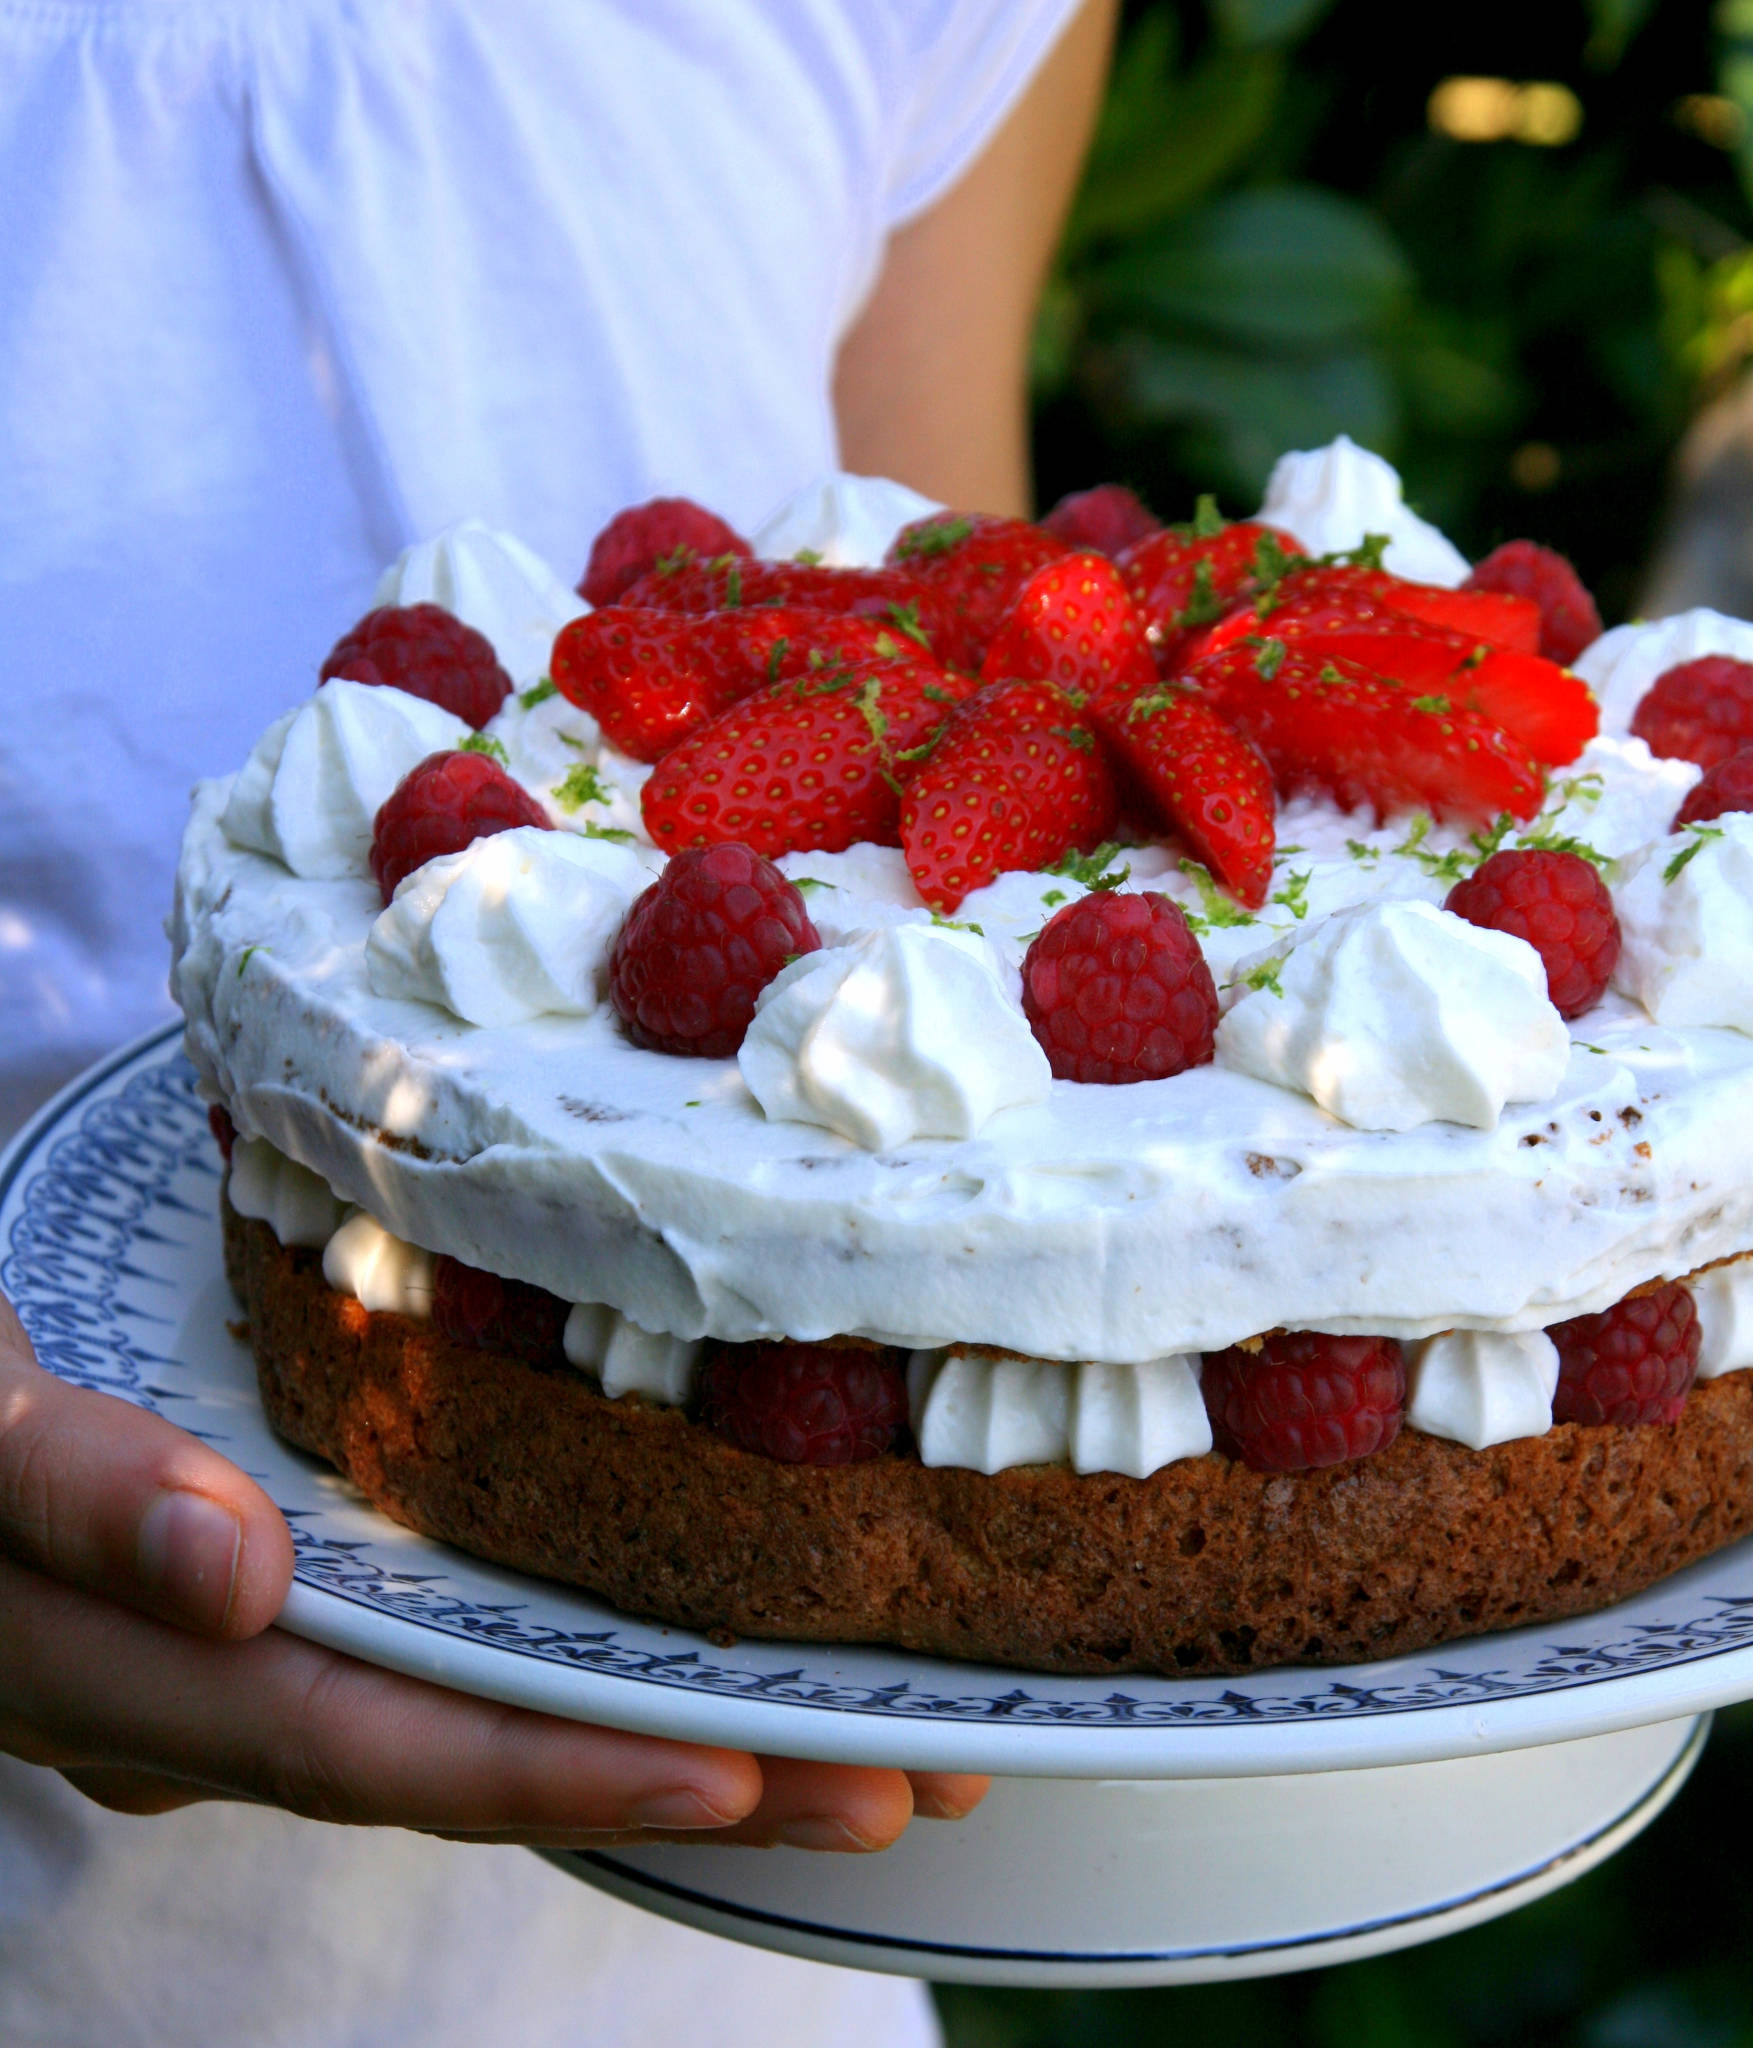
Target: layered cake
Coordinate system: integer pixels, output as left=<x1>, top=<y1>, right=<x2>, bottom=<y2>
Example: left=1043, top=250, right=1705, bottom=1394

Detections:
left=173, top=442, right=1753, bottom=1675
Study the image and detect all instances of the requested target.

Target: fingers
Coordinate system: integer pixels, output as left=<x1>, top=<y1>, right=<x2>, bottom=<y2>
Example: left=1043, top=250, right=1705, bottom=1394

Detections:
left=906, top=1771, right=991, bottom=1820
left=0, top=1293, right=293, bottom=1638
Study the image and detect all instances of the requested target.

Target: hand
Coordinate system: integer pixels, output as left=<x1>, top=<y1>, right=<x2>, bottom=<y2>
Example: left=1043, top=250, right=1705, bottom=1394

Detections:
left=0, top=1295, right=987, bottom=1849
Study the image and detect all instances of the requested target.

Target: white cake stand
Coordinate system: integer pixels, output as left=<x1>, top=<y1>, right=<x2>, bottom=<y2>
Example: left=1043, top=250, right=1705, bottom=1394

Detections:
left=4, top=1030, right=1745, bottom=1987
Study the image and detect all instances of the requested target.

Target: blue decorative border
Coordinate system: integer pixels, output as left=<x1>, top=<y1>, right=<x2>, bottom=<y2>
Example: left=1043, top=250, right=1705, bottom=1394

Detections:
left=8, top=1029, right=1753, bottom=1732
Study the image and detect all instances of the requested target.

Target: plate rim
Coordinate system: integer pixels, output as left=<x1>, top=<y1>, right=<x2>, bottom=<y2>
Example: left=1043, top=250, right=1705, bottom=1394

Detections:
left=11, top=1025, right=1753, bottom=1776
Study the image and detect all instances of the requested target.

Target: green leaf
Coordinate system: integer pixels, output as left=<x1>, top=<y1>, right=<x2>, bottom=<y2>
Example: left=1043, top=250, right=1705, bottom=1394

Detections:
left=1091, top=186, right=1412, bottom=351
left=1211, top=0, right=1336, bottom=50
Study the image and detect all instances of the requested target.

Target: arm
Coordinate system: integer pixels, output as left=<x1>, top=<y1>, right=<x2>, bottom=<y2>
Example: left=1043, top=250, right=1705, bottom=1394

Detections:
left=833, top=0, right=1117, bottom=518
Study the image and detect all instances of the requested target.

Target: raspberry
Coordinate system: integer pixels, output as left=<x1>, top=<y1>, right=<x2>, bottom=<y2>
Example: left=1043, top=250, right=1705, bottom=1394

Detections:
left=579, top=497, right=752, bottom=609
left=702, top=1341, right=908, bottom=1464
left=208, top=1104, right=236, bottom=1162
left=1675, top=745, right=1753, bottom=827
left=609, top=842, right=819, bottom=1057
left=369, top=749, right=552, bottom=903
left=1021, top=892, right=1218, bottom=1084
left=1040, top=484, right=1162, bottom=558
left=1464, top=541, right=1602, bottom=666
left=1549, top=1284, right=1700, bottom=1427
left=432, top=1254, right=567, bottom=1367
left=1444, top=848, right=1621, bottom=1019
left=1201, top=1333, right=1406, bottom=1473
left=321, top=603, right=512, bottom=728
left=1629, top=656, right=1753, bottom=770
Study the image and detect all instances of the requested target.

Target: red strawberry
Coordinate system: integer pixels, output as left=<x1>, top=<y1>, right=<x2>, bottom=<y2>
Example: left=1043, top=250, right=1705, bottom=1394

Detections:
left=1094, top=687, right=1275, bottom=909
left=1040, top=483, right=1163, bottom=557
left=1466, top=540, right=1602, bottom=665
left=1275, top=565, right=1542, bottom=653
left=640, top=655, right=963, bottom=860
left=885, top=513, right=1072, bottom=667
left=619, top=555, right=975, bottom=670
left=979, top=551, right=1158, bottom=708
left=577, top=497, right=751, bottom=608
left=1117, top=514, right=1303, bottom=674
left=899, top=679, right=1117, bottom=911
left=1188, top=640, right=1544, bottom=823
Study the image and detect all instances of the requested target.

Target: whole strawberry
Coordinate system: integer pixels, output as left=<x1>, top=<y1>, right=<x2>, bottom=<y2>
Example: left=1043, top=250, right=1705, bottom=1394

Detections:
left=1040, top=483, right=1163, bottom=557
left=885, top=512, right=1071, bottom=667
left=578, top=497, right=751, bottom=607
left=322, top=602, right=512, bottom=728
left=608, top=842, right=819, bottom=1056
left=1188, top=640, right=1543, bottom=824
left=1445, top=848, right=1620, bottom=1018
left=702, top=1341, right=909, bottom=1464
left=1549, top=1284, right=1699, bottom=1427
left=641, top=654, right=963, bottom=860
left=370, top=749, right=552, bottom=903
left=1021, top=891, right=1218, bottom=1084
left=979, top=551, right=1158, bottom=709
left=1202, top=1333, right=1405, bottom=1473
left=1465, top=540, right=1602, bottom=665
left=899, top=679, right=1117, bottom=911
left=1630, top=656, right=1753, bottom=770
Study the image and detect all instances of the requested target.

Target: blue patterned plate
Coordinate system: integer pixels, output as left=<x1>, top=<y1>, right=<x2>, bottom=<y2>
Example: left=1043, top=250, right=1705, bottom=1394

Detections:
left=9, top=1025, right=1753, bottom=1778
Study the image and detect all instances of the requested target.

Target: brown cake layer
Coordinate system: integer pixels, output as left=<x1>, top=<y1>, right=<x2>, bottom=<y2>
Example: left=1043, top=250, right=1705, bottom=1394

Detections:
left=228, top=1205, right=1753, bottom=1677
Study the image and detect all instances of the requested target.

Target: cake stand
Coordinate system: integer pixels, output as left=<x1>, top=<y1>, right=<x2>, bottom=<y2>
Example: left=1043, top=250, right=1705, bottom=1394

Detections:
left=5, top=1029, right=1749, bottom=1986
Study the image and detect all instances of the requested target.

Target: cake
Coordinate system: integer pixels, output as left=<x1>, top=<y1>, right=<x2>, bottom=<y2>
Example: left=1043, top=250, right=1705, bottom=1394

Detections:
left=172, top=443, right=1753, bottom=1677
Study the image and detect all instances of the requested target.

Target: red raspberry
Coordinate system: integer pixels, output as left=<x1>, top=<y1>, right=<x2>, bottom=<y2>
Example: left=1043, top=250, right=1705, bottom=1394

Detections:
left=1675, top=745, right=1753, bottom=827
left=1040, top=484, right=1163, bottom=558
left=1464, top=541, right=1602, bottom=666
left=702, top=1341, right=908, bottom=1464
left=432, top=1254, right=568, bottom=1366
left=1444, top=847, right=1621, bottom=1019
left=1629, top=656, right=1753, bottom=770
left=208, top=1104, right=236, bottom=1162
left=579, top=497, right=752, bottom=608
left=1549, top=1284, right=1700, bottom=1427
left=1021, top=892, right=1218, bottom=1084
left=609, top=842, right=820, bottom=1057
left=321, top=603, right=512, bottom=729
left=369, top=749, right=552, bottom=904
left=1201, top=1333, right=1405, bottom=1473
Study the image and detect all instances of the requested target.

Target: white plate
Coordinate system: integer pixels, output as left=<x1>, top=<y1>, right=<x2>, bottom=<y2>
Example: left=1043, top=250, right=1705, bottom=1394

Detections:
left=9, top=1027, right=1753, bottom=1781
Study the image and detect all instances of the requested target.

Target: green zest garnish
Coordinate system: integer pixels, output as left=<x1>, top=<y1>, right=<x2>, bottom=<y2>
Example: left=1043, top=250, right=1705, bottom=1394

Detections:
left=1175, top=558, right=1227, bottom=630
left=1179, top=858, right=1255, bottom=926
left=1052, top=724, right=1096, bottom=752
left=930, top=912, right=985, bottom=936
left=553, top=762, right=611, bottom=812
left=1255, top=636, right=1287, bottom=681
left=518, top=677, right=558, bottom=710
left=789, top=875, right=834, bottom=895
left=1048, top=841, right=1132, bottom=891
left=792, top=547, right=823, bottom=566
left=1041, top=888, right=1068, bottom=908
left=1271, top=869, right=1312, bottom=920
left=1664, top=824, right=1725, bottom=883
left=1345, top=838, right=1381, bottom=865
left=885, top=599, right=932, bottom=648
left=236, top=944, right=266, bottom=977
left=1240, top=958, right=1285, bottom=997
left=895, top=514, right=972, bottom=560
left=581, top=821, right=636, bottom=843
left=1410, top=694, right=1451, bottom=716
left=460, top=731, right=510, bottom=766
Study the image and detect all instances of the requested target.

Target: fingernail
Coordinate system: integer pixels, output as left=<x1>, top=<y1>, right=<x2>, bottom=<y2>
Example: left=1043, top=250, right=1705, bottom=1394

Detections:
left=136, top=1489, right=242, bottom=1630
left=771, top=1815, right=876, bottom=1852
left=628, top=1786, right=740, bottom=1832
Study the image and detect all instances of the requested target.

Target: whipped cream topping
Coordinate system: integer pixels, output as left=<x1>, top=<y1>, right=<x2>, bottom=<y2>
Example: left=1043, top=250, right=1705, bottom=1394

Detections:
left=563, top=1303, right=702, bottom=1404
left=1574, top=609, right=1753, bottom=738
left=222, top=680, right=469, bottom=879
left=227, top=1135, right=347, bottom=1248
left=366, top=826, right=653, bottom=1029
left=374, top=518, right=588, bottom=683
left=1520, top=737, right=1699, bottom=865
left=1613, top=815, right=1753, bottom=1032
left=750, top=470, right=943, bottom=567
left=322, top=1210, right=435, bottom=1318
left=483, top=685, right=654, bottom=843
left=1257, top=436, right=1470, bottom=588
left=1216, top=900, right=1571, bottom=1131
left=1405, top=1329, right=1560, bottom=1449
left=908, top=1346, right=1211, bottom=1476
left=739, top=921, right=1051, bottom=1150
left=1693, top=1257, right=1753, bottom=1378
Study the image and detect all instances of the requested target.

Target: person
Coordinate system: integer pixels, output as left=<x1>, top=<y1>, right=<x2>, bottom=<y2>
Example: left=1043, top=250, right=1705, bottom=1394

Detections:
left=0, top=1, right=1115, bottom=2041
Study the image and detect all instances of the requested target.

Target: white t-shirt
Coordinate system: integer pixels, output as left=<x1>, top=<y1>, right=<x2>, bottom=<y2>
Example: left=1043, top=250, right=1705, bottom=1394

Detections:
left=0, top=1, right=1077, bottom=2038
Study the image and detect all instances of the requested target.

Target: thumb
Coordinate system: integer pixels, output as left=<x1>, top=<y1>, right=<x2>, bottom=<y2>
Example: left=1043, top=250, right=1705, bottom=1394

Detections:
left=0, top=1293, right=294, bottom=1639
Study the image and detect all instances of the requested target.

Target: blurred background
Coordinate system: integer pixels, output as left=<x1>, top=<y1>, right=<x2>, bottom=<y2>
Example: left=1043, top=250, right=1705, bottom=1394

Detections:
left=935, top=1, right=1753, bottom=2038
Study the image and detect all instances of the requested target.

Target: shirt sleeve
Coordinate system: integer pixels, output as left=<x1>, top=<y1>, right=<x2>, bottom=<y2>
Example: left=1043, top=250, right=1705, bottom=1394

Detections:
left=878, top=0, right=1086, bottom=228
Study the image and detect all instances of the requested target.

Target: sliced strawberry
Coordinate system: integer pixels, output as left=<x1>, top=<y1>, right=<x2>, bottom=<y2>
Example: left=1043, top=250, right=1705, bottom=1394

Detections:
left=641, top=655, right=962, bottom=859
left=1267, top=565, right=1540, bottom=653
left=619, top=556, right=974, bottom=671
left=979, top=551, right=1158, bottom=711
left=885, top=513, right=1071, bottom=669
left=1117, top=515, right=1304, bottom=674
left=1187, top=641, right=1544, bottom=823
left=900, top=680, right=1118, bottom=911
left=1094, top=687, right=1275, bottom=908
